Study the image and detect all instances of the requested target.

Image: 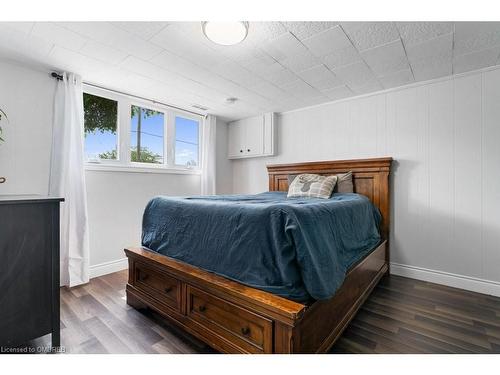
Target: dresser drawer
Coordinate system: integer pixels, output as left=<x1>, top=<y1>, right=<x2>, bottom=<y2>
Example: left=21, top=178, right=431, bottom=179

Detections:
left=186, top=285, right=273, bottom=353
left=134, top=262, right=181, bottom=312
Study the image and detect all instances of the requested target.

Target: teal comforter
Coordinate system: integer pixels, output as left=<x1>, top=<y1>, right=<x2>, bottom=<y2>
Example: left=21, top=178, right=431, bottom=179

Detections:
left=142, top=192, right=381, bottom=303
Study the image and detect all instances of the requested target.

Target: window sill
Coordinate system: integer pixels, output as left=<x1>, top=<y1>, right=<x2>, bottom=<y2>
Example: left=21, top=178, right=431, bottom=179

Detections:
left=84, top=163, right=202, bottom=175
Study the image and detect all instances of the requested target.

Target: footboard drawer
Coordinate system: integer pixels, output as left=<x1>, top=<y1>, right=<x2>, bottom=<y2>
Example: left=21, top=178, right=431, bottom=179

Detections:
left=186, top=285, right=273, bottom=353
left=134, top=262, right=181, bottom=312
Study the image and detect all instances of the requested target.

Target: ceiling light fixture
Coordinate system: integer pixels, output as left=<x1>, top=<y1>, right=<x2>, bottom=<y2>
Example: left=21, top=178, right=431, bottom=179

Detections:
left=202, top=22, right=249, bottom=46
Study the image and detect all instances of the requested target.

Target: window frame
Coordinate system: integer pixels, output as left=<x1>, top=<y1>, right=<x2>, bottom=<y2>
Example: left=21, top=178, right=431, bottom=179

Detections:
left=172, top=111, right=201, bottom=169
left=83, top=84, right=204, bottom=174
left=129, top=100, right=167, bottom=168
left=83, top=87, right=121, bottom=165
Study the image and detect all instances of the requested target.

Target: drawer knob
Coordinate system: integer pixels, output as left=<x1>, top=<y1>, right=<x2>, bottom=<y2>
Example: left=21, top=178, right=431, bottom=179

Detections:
left=247, top=149, right=250, bottom=152
left=164, top=286, right=173, bottom=294
left=239, top=149, right=243, bottom=153
left=241, top=327, right=251, bottom=336
left=198, top=305, right=206, bottom=312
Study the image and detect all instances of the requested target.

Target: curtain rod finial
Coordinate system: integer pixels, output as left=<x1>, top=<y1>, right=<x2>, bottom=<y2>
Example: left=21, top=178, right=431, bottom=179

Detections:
left=51, top=72, right=63, bottom=80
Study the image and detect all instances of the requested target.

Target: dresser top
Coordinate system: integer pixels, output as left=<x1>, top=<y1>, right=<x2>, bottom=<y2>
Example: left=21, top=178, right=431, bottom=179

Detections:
left=0, top=195, right=64, bottom=205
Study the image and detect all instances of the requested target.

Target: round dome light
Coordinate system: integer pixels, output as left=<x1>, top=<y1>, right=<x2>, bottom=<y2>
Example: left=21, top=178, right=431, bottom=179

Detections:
left=202, top=22, right=249, bottom=46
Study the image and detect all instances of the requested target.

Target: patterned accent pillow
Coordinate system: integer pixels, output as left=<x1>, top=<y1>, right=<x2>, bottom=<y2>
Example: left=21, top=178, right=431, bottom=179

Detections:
left=288, top=171, right=354, bottom=194
left=287, top=174, right=338, bottom=199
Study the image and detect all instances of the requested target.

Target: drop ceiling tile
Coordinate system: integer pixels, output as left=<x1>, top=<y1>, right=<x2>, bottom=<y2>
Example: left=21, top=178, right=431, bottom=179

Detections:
left=280, top=52, right=321, bottom=72
left=121, top=55, right=181, bottom=85
left=1, top=22, right=34, bottom=34
left=261, top=32, right=309, bottom=61
left=0, top=25, right=54, bottom=62
left=150, top=24, right=197, bottom=53
left=57, top=22, right=118, bottom=45
left=114, top=37, right=162, bottom=61
left=245, top=22, right=288, bottom=45
left=282, top=21, right=339, bottom=40
left=454, top=22, right=500, bottom=41
left=302, top=26, right=353, bottom=58
left=92, top=68, right=158, bottom=94
left=411, top=56, right=452, bottom=81
left=322, top=45, right=362, bottom=69
left=298, top=95, right=331, bottom=108
left=240, top=54, right=278, bottom=76
left=406, top=33, right=453, bottom=62
left=361, top=39, right=409, bottom=76
left=280, top=79, right=321, bottom=98
left=150, top=24, right=220, bottom=64
left=341, top=22, right=399, bottom=51
left=259, top=65, right=299, bottom=86
left=397, top=22, right=453, bottom=46
left=350, top=79, right=384, bottom=95
left=332, top=61, right=377, bottom=87
left=453, top=47, right=500, bottom=74
left=31, top=22, right=87, bottom=51
left=321, top=85, right=353, bottom=101
left=211, top=61, right=266, bottom=88
left=454, top=22, right=500, bottom=56
left=47, top=46, right=112, bottom=76
left=379, top=68, right=414, bottom=89
left=111, top=22, right=170, bottom=40
left=152, top=51, right=237, bottom=93
left=80, top=41, right=128, bottom=65
left=58, top=21, right=162, bottom=60
left=249, top=81, right=288, bottom=100
left=150, top=49, right=194, bottom=72
left=222, top=45, right=275, bottom=65
left=296, top=64, right=342, bottom=89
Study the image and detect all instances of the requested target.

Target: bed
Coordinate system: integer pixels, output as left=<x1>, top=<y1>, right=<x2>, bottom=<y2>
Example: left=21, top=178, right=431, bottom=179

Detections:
left=125, top=157, right=392, bottom=353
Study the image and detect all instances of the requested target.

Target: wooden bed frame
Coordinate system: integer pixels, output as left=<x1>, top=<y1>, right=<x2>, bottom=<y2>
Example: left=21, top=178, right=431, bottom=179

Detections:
left=125, top=157, right=392, bottom=353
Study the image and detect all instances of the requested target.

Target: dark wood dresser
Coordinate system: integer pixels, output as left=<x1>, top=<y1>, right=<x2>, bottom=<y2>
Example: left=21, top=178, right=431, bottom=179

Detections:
left=0, top=196, right=63, bottom=349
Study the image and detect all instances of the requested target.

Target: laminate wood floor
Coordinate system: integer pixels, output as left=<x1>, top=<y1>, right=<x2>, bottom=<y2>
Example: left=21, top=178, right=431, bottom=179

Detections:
left=27, top=271, right=500, bottom=354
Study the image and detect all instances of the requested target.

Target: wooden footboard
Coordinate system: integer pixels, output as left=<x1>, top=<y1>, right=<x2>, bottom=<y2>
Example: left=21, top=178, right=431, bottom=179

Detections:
left=125, top=240, right=387, bottom=354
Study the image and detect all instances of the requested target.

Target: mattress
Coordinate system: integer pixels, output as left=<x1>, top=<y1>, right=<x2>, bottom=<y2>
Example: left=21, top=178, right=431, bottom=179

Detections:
left=141, top=191, right=381, bottom=303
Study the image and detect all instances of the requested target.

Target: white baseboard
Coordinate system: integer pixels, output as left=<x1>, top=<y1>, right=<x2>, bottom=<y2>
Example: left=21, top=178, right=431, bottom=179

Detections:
left=391, top=262, right=500, bottom=297
left=90, top=258, right=128, bottom=279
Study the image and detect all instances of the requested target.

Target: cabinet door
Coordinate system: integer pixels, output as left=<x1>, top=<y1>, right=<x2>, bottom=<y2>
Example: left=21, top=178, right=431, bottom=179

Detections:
left=227, top=121, right=245, bottom=158
left=244, top=116, right=264, bottom=156
left=0, top=203, right=53, bottom=346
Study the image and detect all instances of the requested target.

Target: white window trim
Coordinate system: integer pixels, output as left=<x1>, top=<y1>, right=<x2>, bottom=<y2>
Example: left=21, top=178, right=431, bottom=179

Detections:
left=83, top=84, right=204, bottom=174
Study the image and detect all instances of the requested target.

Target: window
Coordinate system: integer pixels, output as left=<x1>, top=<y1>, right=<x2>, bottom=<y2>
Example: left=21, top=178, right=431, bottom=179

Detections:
left=130, top=105, right=164, bottom=164
left=83, top=93, right=118, bottom=161
left=175, top=116, right=199, bottom=167
left=83, top=86, right=203, bottom=173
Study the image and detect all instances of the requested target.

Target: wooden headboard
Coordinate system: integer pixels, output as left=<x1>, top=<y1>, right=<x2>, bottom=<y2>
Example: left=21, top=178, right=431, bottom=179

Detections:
left=267, top=157, right=392, bottom=240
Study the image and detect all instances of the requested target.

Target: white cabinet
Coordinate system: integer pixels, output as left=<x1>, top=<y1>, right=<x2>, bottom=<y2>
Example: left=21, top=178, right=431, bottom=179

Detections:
left=228, top=113, right=276, bottom=159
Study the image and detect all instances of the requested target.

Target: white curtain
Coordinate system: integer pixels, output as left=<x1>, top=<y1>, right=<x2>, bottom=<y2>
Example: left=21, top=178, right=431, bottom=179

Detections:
left=49, top=72, right=90, bottom=287
left=201, top=114, right=217, bottom=195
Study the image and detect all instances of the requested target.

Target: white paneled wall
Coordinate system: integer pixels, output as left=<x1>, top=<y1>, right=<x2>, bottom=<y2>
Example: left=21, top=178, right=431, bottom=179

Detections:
left=232, top=67, right=500, bottom=295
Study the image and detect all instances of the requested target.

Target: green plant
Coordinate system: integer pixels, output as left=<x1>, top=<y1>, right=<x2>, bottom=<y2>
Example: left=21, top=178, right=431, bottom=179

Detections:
left=99, top=147, right=162, bottom=164
left=0, top=107, right=8, bottom=142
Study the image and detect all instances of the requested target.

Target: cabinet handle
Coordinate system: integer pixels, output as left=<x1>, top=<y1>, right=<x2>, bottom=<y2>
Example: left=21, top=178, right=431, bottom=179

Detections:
left=198, top=305, right=206, bottom=312
left=164, top=286, right=173, bottom=294
left=241, top=327, right=251, bottom=336
left=247, top=149, right=251, bottom=152
left=239, top=149, right=243, bottom=153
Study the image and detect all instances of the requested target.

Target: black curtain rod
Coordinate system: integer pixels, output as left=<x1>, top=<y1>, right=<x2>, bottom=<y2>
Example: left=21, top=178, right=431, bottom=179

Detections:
left=50, top=71, right=207, bottom=118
